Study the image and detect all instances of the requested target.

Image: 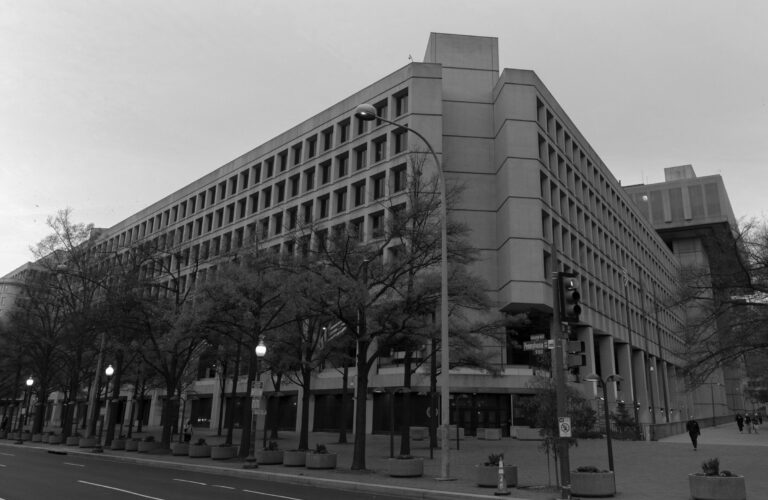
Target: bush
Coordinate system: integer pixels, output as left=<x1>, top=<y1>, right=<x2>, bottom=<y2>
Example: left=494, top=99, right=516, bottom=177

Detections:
left=576, top=465, right=605, bottom=473
left=485, top=453, right=504, bottom=466
left=264, top=440, right=279, bottom=451
left=194, top=438, right=207, bottom=446
left=312, top=443, right=328, bottom=454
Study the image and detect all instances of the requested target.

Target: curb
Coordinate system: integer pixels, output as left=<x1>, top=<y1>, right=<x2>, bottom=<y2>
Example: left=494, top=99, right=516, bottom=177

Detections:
left=5, top=442, right=528, bottom=500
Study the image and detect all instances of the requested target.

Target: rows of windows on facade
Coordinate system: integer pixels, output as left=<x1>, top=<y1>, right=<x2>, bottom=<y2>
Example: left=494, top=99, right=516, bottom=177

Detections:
left=535, top=97, right=682, bottom=352
left=87, top=90, right=411, bottom=284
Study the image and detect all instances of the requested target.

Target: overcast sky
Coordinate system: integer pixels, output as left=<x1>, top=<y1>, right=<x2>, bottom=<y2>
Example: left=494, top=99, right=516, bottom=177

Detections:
left=2, top=0, right=767, bottom=277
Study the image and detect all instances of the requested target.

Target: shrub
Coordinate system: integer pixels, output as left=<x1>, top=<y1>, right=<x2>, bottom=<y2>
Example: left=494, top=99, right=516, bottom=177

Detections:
left=312, top=443, right=328, bottom=454
left=701, top=458, right=719, bottom=476
left=576, top=465, right=604, bottom=473
left=265, top=440, right=279, bottom=451
left=194, top=438, right=207, bottom=446
left=142, top=436, right=155, bottom=442
left=485, top=453, right=504, bottom=466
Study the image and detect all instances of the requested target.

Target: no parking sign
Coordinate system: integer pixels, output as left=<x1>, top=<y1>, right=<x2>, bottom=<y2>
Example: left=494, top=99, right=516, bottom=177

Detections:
left=558, top=417, right=572, bottom=438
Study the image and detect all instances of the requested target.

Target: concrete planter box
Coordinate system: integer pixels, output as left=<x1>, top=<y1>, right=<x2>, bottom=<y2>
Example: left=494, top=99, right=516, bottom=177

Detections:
left=476, top=428, right=502, bottom=440
left=31, top=433, right=42, bottom=442
left=124, top=439, right=140, bottom=451
left=21, top=432, right=32, bottom=441
left=110, top=438, right=126, bottom=450
left=210, top=445, right=237, bottom=460
left=410, top=426, right=428, bottom=441
left=514, top=427, right=543, bottom=440
left=283, top=450, right=307, bottom=467
left=476, top=464, right=518, bottom=487
left=388, top=457, right=424, bottom=477
left=256, top=449, right=284, bottom=465
left=688, top=474, right=746, bottom=500
left=571, top=471, right=616, bottom=497
left=48, top=434, right=62, bottom=445
left=65, top=436, right=80, bottom=446
left=171, top=442, right=189, bottom=456
left=306, top=452, right=337, bottom=470
left=137, top=441, right=158, bottom=453
left=40, top=434, right=50, bottom=443
left=7, top=432, right=19, bottom=440
left=188, top=444, right=211, bottom=458
left=78, top=437, right=99, bottom=448
left=0, top=431, right=7, bottom=440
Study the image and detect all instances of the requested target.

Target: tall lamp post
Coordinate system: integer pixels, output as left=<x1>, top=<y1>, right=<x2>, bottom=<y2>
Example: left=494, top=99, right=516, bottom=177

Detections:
left=15, top=376, right=34, bottom=444
left=586, top=373, right=623, bottom=472
left=244, top=337, right=267, bottom=469
left=94, top=364, right=114, bottom=453
left=354, top=104, right=452, bottom=479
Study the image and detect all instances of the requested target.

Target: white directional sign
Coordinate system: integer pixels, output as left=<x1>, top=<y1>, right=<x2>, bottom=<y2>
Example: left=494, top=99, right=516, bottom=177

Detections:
left=558, top=417, right=572, bottom=438
left=523, top=339, right=556, bottom=351
left=252, top=381, right=264, bottom=398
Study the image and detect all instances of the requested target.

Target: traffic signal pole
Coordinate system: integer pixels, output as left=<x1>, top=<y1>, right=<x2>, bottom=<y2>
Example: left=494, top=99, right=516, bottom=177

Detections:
left=552, top=271, right=571, bottom=499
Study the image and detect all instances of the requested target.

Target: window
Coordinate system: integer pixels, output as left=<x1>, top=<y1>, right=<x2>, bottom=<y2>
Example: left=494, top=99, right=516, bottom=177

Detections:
left=287, top=207, right=298, bottom=229
left=355, top=145, right=367, bottom=170
left=237, top=198, right=247, bottom=218
left=356, top=116, right=367, bottom=136
left=260, top=218, right=269, bottom=239
left=353, top=181, right=366, bottom=207
left=374, top=136, right=387, bottom=162
left=304, top=167, right=315, bottom=191
left=394, top=90, right=408, bottom=116
left=370, top=211, right=385, bottom=238
left=319, top=195, right=330, bottom=218
left=335, top=188, right=347, bottom=214
left=262, top=186, right=272, bottom=208
left=302, top=201, right=313, bottom=223
left=372, top=173, right=386, bottom=199
left=278, top=151, right=288, bottom=172
left=307, top=136, right=317, bottom=159
left=315, top=229, right=328, bottom=252
left=226, top=203, right=235, bottom=223
left=339, top=119, right=350, bottom=143
left=320, top=160, right=332, bottom=184
left=249, top=193, right=259, bottom=214
left=276, top=181, right=285, bottom=203
left=218, top=182, right=226, bottom=201
left=198, top=192, right=206, bottom=210
left=394, top=128, right=408, bottom=154
left=292, top=143, right=302, bottom=166
left=208, top=186, right=216, bottom=205
left=349, top=217, right=364, bottom=241
left=289, top=174, right=300, bottom=197
left=336, top=153, right=349, bottom=178
left=229, top=176, right=237, bottom=196
left=215, top=209, right=224, bottom=228
left=392, top=164, right=407, bottom=192
left=322, top=127, right=333, bottom=151
left=273, top=212, right=283, bottom=235
left=251, top=163, right=261, bottom=184
left=374, top=99, right=388, bottom=126
left=265, top=157, right=274, bottom=178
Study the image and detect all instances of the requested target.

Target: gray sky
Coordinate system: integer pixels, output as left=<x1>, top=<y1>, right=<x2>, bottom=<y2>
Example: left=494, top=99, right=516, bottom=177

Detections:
left=2, top=0, right=767, bottom=276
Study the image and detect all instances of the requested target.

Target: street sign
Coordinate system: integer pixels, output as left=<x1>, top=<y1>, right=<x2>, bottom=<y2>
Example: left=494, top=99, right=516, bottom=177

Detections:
left=530, top=334, right=546, bottom=341
left=558, top=417, right=572, bottom=438
left=523, top=340, right=555, bottom=351
left=252, top=381, right=264, bottom=398
left=251, top=398, right=262, bottom=410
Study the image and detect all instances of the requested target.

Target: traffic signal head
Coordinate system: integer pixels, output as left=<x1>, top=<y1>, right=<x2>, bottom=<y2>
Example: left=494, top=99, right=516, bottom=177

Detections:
left=559, top=273, right=582, bottom=323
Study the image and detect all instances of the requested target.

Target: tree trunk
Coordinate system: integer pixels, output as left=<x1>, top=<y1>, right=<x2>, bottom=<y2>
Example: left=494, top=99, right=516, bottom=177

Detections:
left=430, top=334, right=438, bottom=449
left=338, top=365, right=349, bottom=444
left=298, top=366, right=312, bottom=450
left=160, top=390, right=176, bottom=447
left=269, top=374, right=282, bottom=440
left=399, top=351, right=413, bottom=456
left=238, top=348, right=257, bottom=459
left=217, top=361, right=228, bottom=436
left=351, top=339, right=370, bottom=470
left=226, top=340, right=243, bottom=445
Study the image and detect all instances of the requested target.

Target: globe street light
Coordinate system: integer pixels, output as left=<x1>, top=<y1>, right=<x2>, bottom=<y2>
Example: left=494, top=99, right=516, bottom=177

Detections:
left=354, top=103, right=452, bottom=479
left=586, top=373, right=623, bottom=472
left=15, top=376, right=34, bottom=444
left=94, top=364, right=114, bottom=453
left=244, top=337, right=267, bottom=469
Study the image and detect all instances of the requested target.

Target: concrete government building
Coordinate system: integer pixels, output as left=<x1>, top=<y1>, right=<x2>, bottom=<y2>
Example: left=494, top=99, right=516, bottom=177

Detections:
left=1, top=33, right=742, bottom=439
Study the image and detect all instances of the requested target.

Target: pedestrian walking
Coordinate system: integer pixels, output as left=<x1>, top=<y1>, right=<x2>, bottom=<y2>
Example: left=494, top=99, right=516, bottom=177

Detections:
left=686, top=417, right=701, bottom=450
left=746, top=414, right=752, bottom=433
left=183, top=420, right=193, bottom=443
left=0, top=415, right=7, bottom=432
left=735, top=413, right=744, bottom=432
left=751, top=414, right=759, bottom=434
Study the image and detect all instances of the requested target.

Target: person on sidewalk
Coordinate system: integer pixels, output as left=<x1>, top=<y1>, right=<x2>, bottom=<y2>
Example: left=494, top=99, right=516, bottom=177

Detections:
left=746, top=414, right=753, bottom=434
left=686, top=417, right=701, bottom=450
left=183, top=420, right=193, bottom=443
left=751, top=414, right=759, bottom=434
left=736, top=413, right=744, bottom=433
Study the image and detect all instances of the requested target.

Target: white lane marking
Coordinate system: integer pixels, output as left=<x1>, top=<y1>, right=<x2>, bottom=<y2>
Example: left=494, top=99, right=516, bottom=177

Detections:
left=212, top=485, right=235, bottom=490
left=77, top=480, right=166, bottom=500
left=63, top=462, right=85, bottom=467
left=172, top=478, right=207, bottom=486
left=243, top=490, right=303, bottom=500
left=0, top=464, right=6, bottom=467
left=0, top=452, right=14, bottom=456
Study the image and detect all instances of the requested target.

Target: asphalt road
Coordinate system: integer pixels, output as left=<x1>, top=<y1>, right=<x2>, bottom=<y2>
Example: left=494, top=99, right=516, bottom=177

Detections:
left=0, top=447, right=403, bottom=500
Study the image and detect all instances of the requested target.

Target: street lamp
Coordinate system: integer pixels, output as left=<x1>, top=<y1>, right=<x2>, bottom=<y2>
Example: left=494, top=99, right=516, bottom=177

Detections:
left=354, top=104, right=452, bottom=479
left=244, top=337, right=267, bottom=469
left=94, top=364, right=114, bottom=453
left=15, top=376, right=34, bottom=444
left=586, top=373, right=623, bottom=472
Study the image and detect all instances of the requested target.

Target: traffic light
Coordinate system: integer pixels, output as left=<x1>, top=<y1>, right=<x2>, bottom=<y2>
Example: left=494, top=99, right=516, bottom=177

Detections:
left=566, top=340, right=586, bottom=368
left=558, top=272, right=582, bottom=323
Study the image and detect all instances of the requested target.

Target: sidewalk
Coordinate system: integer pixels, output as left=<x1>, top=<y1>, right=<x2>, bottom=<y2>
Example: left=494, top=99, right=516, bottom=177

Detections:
left=4, top=422, right=767, bottom=499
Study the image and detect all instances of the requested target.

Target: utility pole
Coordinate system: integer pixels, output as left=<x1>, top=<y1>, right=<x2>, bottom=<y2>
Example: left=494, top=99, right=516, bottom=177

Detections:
left=552, top=267, right=570, bottom=499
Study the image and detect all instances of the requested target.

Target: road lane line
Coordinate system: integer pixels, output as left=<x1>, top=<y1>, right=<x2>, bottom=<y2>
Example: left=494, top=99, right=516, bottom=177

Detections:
left=0, top=452, right=14, bottom=456
left=77, top=480, right=166, bottom=500
left=0, top=464, right=6, bottom=467
left=243, top=489, right=303, bottom=500
left=63, top=462, right=85, bottom=467
left=172, top=478, right=207, bottom=486
left=212, top=485, right=235, bottom=490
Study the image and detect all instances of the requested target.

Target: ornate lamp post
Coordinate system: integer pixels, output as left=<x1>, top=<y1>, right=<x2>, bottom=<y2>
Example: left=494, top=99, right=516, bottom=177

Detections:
left=586, top=373, right=623, bottom=472
left=244, top=337, right=267, bottom=468
left=354, top=104, right=452, bottom=479
left=94, top=364, right=114, bottom=453
left=15, top=376, right=34, bottom=444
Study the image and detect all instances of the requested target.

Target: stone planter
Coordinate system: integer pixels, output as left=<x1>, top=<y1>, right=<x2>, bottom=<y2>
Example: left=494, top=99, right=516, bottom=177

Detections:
left=306, top=452, right=337, bottom=470
left=65, top=436, right=80, bottom=446
left=48, top=434, right=62, bottom=445
left=476, top=464, right=518, bottom=487
left=388, top=457, right=424, bottom=478
left=476, top=428, right=502, bottom=440
left=40, top=434, right=49, bottom=443
left=124, top=439, right=140, bottom=451
left=410, top=426, right=429, bottom=441
left=514, top=426, right=543, bottom=440
left=188, top=444, right=211, bottom=458
left=0, top=431, right=7, bottom=440
left=21, top=431, right=32, bottom=441
left=210, top=445, right=237, bottom=460
left=78, top=437, right=99, bottom=448
left=688, top=474, right=746, bottom=500
left=137, top=440, right=158, bottom=453
left=171, top=442, right=189, bottom=456
left=110, top=439, right=126, bottom=450
left=8, top=432, right=19, bottom=440
left=256, top=449, right=284, bottom=465
left=283, top=450, right=307, bottom=467
left=32, top=433, right=43, bottom=442
left=570, top=471, right=616, bottom=497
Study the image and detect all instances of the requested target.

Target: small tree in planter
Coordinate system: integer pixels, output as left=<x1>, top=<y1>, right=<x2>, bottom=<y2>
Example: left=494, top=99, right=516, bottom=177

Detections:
left=306, top=443, right=337, bottom=470
left=689, top=458, right=746, bottom=500
left=188, top=438, right=211, bottom=458
left=137, top=435, right=159, bottom=453
left=571, top=465, right=616, bottom=497
left=256, top=440, right=283, bottom=465
left=388, top=454, right=424, bottom=478
left=476, top=453, right=517, bottom=488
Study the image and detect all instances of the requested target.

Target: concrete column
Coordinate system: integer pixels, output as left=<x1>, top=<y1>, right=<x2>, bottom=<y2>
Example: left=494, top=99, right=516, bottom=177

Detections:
left=648, top=356, right=661, bottom=422
left=597, top=335, right=618, bottom=401
left=659, top=361, right=672, bottom=422
left=615, top=343, right=634, bottom=403
left=631, top=349, right=650, bottom=423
